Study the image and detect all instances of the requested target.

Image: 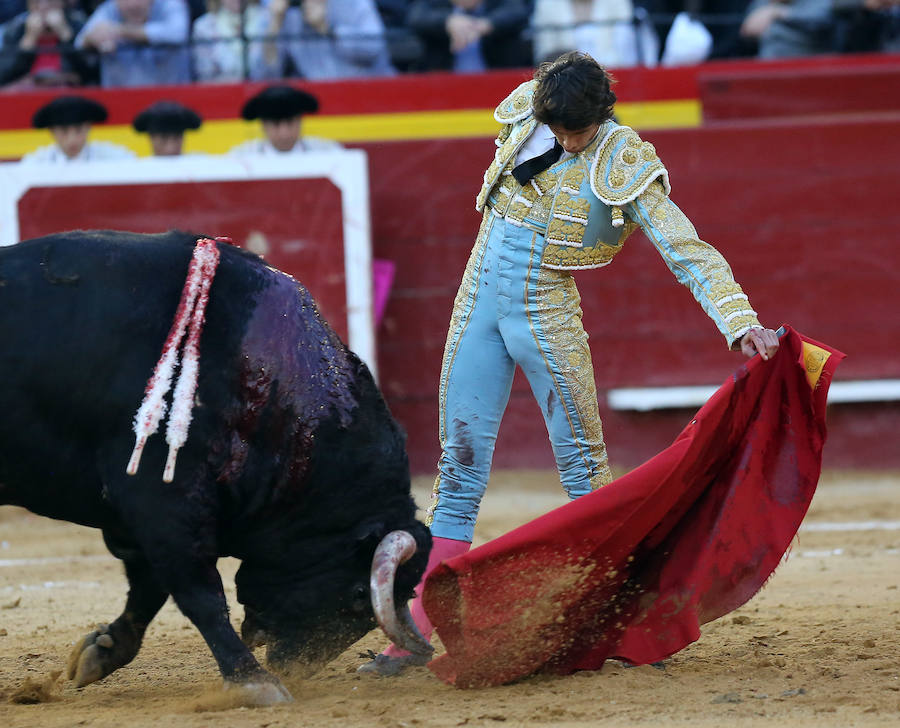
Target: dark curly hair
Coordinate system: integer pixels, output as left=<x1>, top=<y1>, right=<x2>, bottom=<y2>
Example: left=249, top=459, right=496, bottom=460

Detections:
left=532, top=51, right=617, bottom=130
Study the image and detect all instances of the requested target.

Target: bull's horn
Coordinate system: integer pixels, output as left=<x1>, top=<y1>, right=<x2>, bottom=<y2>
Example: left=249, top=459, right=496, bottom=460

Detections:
left=370, top=531, right=434, bottom=657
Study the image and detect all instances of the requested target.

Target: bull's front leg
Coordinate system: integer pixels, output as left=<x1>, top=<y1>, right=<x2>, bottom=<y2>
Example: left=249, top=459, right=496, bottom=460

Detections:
left=97, top=462, right=292, bottom=705
left=162, top=560, right=293, bottom=705
left=67, top=551, right=168, bottom=687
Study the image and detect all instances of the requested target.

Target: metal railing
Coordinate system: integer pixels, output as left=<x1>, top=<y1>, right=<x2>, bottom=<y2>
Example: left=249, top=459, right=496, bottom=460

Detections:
left=1, top=9, right=897, bottom=88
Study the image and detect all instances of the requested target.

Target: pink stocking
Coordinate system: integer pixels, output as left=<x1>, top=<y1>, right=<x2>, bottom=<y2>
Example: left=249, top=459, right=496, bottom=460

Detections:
left=383, top=536, right=470, bottom=657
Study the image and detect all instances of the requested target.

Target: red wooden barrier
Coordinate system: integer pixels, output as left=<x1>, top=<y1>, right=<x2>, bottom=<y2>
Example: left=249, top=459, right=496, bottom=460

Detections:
left=700, top=54, right=900, bottom=122
left=361, top=112, right=900, bottom=473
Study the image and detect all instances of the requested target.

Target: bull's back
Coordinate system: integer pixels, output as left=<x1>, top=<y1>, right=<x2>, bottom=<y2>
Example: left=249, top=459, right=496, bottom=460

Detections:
left=0, top=230, right=385, bottom=528
left=0, top=232, right=264, bottom=520
left=1, top=232, right=238, bottom=423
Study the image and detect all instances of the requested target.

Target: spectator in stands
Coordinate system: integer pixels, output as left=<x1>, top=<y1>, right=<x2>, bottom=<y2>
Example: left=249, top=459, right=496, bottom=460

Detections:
left=407, top=0, right=532, bottom=71
left=20, top=94, right=136, bottom=162
left=740, top=0, right=826, bottom=57
left=375, top=0, right=426, bottom=71
left=633, top=0, right=742, bottom=62
left=0, top=0, right=97, bottom=86
left=741, top=0, right=899, bottom=57
left=262, top=0, right=396, bottom=79
left=132, top=99, right=202, bottom=155
left=531, top=0, right=650, bottom=68
left=229, top=84, right=342, bottom=155
left=698, top=0, right=760, bottom=59
left=856, top=0, right=900, bottom=52
left=75, top=0, right=190, bottom=86
left=191, top=0, right=280, bottom=82
left=0, top=0, right=26, bottom=26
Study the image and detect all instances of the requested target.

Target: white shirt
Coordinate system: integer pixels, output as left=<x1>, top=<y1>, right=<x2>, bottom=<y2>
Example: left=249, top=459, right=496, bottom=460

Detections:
left=514, top=124, right=574, bottom=167
left=228, top=137, right=343, bottom=156
left=20, top=141, right=137, bottom=164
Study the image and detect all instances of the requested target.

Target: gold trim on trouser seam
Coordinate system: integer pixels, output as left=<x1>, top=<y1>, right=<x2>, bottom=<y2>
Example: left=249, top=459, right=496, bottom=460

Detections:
left=427, top=211, right=494, bottom=527
left=528, top=262, right=612, bottom=490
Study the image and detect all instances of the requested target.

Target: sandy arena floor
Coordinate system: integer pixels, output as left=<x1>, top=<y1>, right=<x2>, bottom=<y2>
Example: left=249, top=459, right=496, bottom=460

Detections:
left=1, top=469, right=898, bottom=727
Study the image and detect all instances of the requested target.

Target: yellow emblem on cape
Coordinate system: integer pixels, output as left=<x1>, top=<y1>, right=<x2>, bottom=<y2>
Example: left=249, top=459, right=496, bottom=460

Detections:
left=801, top=341, right=831, bottom=390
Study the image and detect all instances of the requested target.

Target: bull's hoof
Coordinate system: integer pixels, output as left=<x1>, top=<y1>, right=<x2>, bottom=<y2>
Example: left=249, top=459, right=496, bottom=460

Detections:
left=67, top=623, right=118, bottom=687
left=223, top=677, right=294, bottom=706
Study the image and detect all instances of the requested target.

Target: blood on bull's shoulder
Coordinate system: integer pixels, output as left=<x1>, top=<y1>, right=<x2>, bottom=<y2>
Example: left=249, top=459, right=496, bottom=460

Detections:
left=0, top=230, right=432, bottom=705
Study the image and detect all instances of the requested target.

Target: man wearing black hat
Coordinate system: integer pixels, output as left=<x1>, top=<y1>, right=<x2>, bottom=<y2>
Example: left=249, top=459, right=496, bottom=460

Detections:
left=21, top=94, right=136, bottom=163
left=229, top=84, right=342, bottom=157
left=132, top=100, right=203, bottom=157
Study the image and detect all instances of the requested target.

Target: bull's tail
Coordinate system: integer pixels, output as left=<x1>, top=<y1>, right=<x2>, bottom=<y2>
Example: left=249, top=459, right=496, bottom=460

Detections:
left=126, top=237, right=222, bottom=482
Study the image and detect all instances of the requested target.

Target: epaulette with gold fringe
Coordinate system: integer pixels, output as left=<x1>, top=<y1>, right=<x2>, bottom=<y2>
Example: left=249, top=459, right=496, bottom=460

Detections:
left=589, top=125, right=670, bottom=227
left=494, top=80, right=537, bottom=124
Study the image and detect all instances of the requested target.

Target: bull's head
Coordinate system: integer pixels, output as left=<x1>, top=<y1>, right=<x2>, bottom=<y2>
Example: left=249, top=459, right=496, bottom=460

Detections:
left=236, top=523, right=433, bottom=675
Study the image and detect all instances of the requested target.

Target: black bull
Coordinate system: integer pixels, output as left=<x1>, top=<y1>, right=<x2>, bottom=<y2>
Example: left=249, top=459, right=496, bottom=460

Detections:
left=0, top=231, right=432, bottom=703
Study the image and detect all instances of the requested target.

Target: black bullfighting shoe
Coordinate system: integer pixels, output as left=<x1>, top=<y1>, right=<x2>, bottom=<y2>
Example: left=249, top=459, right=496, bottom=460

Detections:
left=357, top=651, right=431, bottom=676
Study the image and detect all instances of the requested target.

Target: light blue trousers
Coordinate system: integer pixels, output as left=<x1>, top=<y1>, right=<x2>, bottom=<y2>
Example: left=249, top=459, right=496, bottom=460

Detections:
left=428, top=213, right=612, bottom=542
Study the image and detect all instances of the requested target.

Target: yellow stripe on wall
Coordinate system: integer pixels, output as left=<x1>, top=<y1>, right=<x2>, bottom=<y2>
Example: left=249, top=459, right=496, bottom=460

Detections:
left=617, top=100, right=701, bottom=130
left=0, top=100, right=700, bottom=159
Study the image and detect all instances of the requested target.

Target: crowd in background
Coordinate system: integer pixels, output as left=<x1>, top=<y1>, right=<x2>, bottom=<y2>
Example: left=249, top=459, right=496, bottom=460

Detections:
left=1, top=0, right=898, bottom=88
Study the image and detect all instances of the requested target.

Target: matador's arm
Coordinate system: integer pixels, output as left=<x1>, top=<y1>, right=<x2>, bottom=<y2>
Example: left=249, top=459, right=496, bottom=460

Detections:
left=626, top=180, right=763, bottom=350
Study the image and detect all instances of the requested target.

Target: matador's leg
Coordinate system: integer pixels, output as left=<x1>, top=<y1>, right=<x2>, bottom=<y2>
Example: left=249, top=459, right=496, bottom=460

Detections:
left=430, top=219, right=517, bottom=543
left=505, top=265, right=612, bottom=497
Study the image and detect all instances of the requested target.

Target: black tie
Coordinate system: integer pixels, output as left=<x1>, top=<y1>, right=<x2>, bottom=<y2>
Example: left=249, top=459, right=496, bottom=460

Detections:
left=511, top=140, right=563, bottom=186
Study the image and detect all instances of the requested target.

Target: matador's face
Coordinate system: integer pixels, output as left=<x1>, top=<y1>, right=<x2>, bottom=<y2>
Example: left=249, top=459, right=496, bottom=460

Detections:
left=548, top=123, right=602, bottom=154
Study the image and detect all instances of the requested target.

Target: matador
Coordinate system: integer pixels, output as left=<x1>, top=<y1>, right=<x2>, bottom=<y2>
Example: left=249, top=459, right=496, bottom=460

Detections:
left=360, top=51, right=780, bottom=676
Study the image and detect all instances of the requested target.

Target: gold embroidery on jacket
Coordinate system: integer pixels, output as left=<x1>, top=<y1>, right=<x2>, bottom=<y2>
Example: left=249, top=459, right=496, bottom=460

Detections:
left=540, top=242, right=624, bottom=270
left=494, top=80, right=538, bottom=123
left=507, top=178, right=541, bottom=222
left=505, top=164, right=561, bottom=226
left=489, top=172, right=516, bottom=217
left=529, top=188, right=554, bottom=226
left=547, top=196, right=591, bottom=247
left=477, top=119, right=537, bottom=212
left=591, top=126, right=670, bottom=205
left=559, top=165, right=586, bottom=195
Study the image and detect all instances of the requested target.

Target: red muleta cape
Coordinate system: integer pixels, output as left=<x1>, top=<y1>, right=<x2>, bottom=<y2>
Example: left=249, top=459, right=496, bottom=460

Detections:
left=423, top=326, right=844, bottom=688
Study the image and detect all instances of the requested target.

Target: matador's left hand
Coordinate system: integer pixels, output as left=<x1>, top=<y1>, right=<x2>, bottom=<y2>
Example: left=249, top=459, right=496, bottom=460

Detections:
left=740, top=327, right=780, bottom=360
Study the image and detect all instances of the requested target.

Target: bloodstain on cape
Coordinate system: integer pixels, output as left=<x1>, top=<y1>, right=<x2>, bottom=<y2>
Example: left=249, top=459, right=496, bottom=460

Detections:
left=423, top=326, right=843, bottom=688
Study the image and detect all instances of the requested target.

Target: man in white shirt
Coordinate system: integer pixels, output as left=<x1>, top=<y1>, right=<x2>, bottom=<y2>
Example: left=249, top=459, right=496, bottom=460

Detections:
left=229, top=84, right=341, bottom=156
left=21, top=94, right=136, bottom=164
